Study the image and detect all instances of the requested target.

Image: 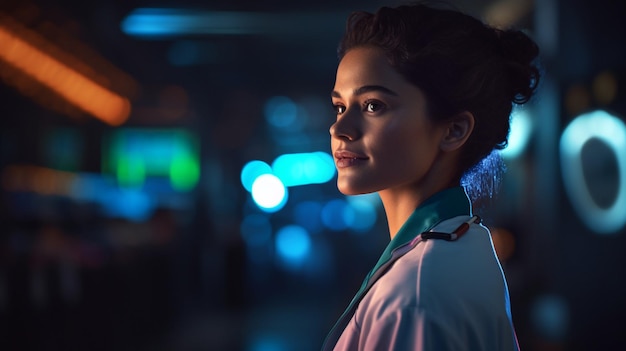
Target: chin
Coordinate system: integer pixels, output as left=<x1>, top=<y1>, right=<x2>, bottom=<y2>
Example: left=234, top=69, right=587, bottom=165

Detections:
left=337, top=181, right=357, bottom=195
left=338, top=188, right=361, bottom=196
left=337, top=181, right=377, bottom=196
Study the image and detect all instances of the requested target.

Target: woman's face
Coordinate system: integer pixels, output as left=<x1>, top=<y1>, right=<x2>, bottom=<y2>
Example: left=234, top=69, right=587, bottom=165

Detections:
left=330, top=46, right=447, bottom=195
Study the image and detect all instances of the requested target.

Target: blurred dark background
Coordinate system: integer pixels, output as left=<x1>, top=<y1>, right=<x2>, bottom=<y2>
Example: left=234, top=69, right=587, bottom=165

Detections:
left=1, top=0, right=625, bottom=350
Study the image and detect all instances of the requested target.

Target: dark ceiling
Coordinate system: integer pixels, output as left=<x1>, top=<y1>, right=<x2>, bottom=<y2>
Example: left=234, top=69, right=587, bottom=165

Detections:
left=0, top=0, right=498, bottom=125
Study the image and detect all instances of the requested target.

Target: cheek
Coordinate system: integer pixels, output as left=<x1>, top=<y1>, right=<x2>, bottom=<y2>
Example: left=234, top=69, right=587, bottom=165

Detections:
left=371, top=122, right=418, bottom=156
left=372, top=123, right=437, bottom=170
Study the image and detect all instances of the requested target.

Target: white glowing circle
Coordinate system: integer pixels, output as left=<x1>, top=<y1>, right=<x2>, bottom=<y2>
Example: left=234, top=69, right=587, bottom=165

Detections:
left=560, top=110, right=626, bottom=234
left=251, top=174, right=287, bottom=211
left=240, top=160, right=272, bottom=192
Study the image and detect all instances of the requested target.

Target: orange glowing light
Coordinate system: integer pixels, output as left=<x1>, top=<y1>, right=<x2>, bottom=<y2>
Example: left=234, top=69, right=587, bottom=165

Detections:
left=2, top=165, right=76, bottom=196
left=490, top=227, right=516, bottom=262
left=0, top=21, right=131, bottom=126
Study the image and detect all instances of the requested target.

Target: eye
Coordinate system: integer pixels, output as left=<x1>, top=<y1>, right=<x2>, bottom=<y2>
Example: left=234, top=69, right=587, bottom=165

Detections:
left=333, top=104, right=346, bottom=115
left=364, top=100, right=385, bottom=113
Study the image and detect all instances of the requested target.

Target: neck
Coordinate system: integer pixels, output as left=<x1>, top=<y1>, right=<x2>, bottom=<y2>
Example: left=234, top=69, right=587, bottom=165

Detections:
left=379, top=160, right=459, bottom=239
left=379, top=188, right=439, bottom=239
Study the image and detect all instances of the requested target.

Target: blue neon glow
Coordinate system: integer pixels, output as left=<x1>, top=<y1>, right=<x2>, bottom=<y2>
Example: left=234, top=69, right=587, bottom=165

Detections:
left=69, top=173, right=163, bottom=221
left=241, top=160, right=273, bottom=192
left=560, top=110, right=626, bottom=233
left=272, top=152, right=335, bottom=187
left=321, top=199, right=350, bottom=231
left=121, top=9, right=346, bottom=38
left=275, top=225, right=311, bottom=264
left=99, top=188, right=155, bottom=222
left=264, top=96, right=298, bottom=128
left=501, top=109, right=533, bottom=159
left=346, top=196, right=378, bottom=233
left=251, top=174, right=288, bottom=212
left=122, top=9, right=287, bottom=37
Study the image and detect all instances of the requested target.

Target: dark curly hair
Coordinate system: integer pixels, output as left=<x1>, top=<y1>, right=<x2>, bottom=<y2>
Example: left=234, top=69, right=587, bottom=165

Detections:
left=338, top=3, right=540, bottom=200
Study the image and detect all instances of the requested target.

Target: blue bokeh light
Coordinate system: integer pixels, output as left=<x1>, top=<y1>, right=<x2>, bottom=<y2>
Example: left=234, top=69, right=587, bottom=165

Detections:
left=275, top=225, right=311, bottom=266
left=121, top=9, right=255, bottom=37
left=121, top=9, right=190, bottom=37
left=321, top=196, right=379, bottom=233
left=346, top=196, right=378, bottom=233
left=531, top=294, right=569, bottom=341
left=321, top=199, right=350, bottom=231
left=99, top=188, right=154, bottom=222
left=251, top=174, right=288, bottom=212
left=264, top=96, right=298, bottom=129
left=272, top=152, right=335, bottom=187
left=560, top=110, right=626, bottom=233
left=241, top=160, right=273, bottom=192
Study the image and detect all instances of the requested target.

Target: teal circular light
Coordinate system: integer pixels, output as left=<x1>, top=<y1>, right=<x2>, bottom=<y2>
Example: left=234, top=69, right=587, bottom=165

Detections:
left=241, top=160, right=272, bottom=192
left=275, top=225, right=311, bottom=264
left=560, top=110, right=626, bottom=234
left=271, top=152, right=335, bottom=187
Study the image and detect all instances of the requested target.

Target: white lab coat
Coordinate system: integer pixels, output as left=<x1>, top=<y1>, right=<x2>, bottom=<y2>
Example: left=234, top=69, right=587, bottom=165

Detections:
left=323, top=187, right=519, bottom=351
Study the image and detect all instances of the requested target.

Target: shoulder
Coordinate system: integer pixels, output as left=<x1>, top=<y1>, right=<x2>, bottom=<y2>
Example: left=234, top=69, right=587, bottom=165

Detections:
left=362, top=216, right=508, bottom=316
left=352, top=216, right=519, bottom=350
left=417, top=216, right=504, bottom=288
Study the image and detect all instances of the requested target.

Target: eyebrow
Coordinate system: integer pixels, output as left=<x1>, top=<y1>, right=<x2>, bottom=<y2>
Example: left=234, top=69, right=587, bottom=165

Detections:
left=331, top=85, right=399, bottom=98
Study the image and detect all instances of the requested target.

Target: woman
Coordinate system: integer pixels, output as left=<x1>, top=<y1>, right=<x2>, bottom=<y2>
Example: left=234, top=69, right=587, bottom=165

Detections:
left=323, top=3, right=539, bottom=351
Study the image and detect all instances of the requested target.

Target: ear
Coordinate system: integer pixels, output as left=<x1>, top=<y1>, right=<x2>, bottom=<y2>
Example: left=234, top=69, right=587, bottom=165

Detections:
left=439, top=111, right=475, bottom=152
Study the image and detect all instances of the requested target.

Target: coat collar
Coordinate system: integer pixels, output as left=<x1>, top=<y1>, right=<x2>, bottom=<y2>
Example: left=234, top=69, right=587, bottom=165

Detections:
left=371, top=186, right=473, bottom=275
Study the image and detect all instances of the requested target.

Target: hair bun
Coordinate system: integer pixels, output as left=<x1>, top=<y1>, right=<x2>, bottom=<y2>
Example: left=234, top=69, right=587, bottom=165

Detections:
left=496, top=29, right=540, bottom=104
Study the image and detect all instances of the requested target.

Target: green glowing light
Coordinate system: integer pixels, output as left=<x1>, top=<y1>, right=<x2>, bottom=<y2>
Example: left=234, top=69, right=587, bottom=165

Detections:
left=103, top=128, right=200, bottom=192
left=116, top=154, right=146, bottom=187
left=170, top=152, right=200, bottom=191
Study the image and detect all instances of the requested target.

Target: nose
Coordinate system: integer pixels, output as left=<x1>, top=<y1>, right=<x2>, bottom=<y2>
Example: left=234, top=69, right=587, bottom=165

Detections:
left=329, top=108, right=360, bottom=141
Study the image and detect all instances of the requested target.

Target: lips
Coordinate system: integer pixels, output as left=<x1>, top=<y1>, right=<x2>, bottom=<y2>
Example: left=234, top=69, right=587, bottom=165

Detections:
left=334, top=150, right=368, bottom=168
